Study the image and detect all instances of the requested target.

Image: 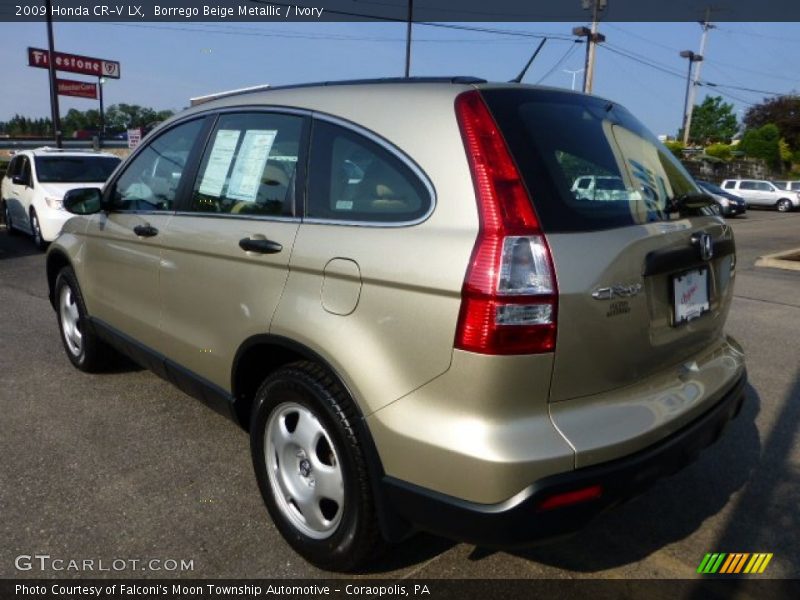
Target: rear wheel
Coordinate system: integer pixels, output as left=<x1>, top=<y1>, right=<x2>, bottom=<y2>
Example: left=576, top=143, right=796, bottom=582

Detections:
left=55, top=266, right=112, bottom=372
left=30, top=209, right=47, bottom=249
left=777, top=198, right=793, bottom=212
left=250, top=361, right=383, bottom=571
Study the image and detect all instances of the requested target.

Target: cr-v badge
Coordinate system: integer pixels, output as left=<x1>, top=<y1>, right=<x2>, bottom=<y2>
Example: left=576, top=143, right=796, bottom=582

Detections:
left=592, top=283, right=643, bottom=300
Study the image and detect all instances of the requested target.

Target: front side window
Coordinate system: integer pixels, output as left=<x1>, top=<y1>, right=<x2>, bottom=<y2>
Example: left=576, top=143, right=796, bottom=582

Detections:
left=19, top=157, right=32, bottom=186
left=757, top=182, right=775, bottom=191
left=5, top=156, right=20, bottom=180
left=307, top=120, right=430, bottom=223
left=111, top=119, right=204, bottom=211
left=190, top=112, right=303, bottom=216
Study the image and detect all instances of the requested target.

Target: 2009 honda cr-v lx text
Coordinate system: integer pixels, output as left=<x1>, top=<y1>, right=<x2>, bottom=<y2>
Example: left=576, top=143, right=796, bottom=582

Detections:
left=46, top=77, right=747, bottom=571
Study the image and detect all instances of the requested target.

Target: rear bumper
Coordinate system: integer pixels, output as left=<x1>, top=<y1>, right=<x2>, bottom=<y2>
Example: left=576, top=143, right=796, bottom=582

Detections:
left=381, top=371, right=746, bottom=547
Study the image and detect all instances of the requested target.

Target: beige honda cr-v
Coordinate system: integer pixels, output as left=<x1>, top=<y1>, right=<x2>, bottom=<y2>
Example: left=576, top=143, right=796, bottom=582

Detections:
left=46, top=77, right=747, bottom=571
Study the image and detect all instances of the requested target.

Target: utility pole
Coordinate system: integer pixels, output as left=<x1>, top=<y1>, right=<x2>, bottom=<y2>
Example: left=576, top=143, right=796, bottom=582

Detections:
left=572, top=0, right=607, bottom=93
left=44, top=0, right=62, bottom=148
left=404, top=0, right=413, bottom=77
left=682, top=11, right=715, bottom=145
left=680, top=51, right=703, bottom=144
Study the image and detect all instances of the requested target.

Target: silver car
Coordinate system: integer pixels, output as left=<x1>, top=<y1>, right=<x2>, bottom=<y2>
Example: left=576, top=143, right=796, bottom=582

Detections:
left=721, top=178, right=799, bottom=212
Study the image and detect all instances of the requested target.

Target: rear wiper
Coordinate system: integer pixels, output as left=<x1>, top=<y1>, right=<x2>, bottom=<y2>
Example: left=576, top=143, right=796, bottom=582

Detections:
left=666, top=192, right=716, bottom=214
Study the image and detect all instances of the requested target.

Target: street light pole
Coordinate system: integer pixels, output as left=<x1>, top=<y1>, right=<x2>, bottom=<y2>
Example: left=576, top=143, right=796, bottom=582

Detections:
left=564, top=68, right=584, bottom=91
left=44, top=0, right=62, bottom=148
left=404, top=0, right=413, bottom=77
left=98, top=77, right=105, bottom=148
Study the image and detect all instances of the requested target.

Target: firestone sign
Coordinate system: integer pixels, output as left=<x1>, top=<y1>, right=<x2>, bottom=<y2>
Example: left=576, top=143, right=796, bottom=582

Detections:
left=27, top=47, right=120, bottom=79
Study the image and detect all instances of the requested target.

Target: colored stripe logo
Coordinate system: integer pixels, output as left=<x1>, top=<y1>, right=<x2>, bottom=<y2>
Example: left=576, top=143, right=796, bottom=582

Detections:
left=697, top=553, right=773, bottom=574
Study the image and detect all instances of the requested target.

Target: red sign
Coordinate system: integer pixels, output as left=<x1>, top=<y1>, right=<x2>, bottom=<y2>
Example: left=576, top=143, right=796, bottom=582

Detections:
left=57, top=78, right=98, bottom=99
left=27, top=47, right=120, bottom=79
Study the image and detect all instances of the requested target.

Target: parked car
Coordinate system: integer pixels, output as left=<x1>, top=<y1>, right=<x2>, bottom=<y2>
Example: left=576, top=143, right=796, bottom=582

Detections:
left=46, top=78, right=746, bottom=571
left=720, top=178, right=799, bottom=212
left=772, top=180, right=800, bottom=193
left=696, top=179, right=747, bottom=217
left=1, top=148, right=120, bottom=248
left=570, top=175, right=631, bottom=201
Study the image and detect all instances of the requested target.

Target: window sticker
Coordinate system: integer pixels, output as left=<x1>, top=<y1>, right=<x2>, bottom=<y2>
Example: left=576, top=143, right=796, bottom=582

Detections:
left=198, top=129, right=240, bottom=197
left=227, top=129, right=278, bottom=202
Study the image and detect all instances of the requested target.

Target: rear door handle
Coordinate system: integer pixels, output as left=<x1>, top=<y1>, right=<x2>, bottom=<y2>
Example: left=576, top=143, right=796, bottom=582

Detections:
left=133, top=224, right=158, bottom=237
left=239, top=237, right=283, bottom=254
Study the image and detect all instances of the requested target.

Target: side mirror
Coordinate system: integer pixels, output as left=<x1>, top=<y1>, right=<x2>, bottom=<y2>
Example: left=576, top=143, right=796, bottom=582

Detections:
left=12, top=175, right=27, bottom=186
left=63, top=188, right=103, bottom=215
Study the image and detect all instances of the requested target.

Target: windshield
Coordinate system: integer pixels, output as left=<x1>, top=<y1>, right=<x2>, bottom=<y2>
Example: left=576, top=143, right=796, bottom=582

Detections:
left=35, top=156, right=120, bottom=183
left=481, top=88, right=702, bottom=232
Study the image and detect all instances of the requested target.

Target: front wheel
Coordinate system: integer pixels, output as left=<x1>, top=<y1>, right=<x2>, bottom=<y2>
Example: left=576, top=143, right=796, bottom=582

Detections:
left=776, top=198, right=793, bottom=212
left=55, top=267, right=112, bottom=372
left=30, top=209, right=47, bottom=249
left=250, top=361, right=383, bottom=571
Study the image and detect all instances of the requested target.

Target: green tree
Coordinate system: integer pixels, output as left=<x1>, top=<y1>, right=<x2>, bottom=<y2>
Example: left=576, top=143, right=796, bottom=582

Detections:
left=688, top=96, right=738, bottom=144
left=739, top=123, right=782, bottom=170
left=705, top=143, right=733, bottom=160
left=104, top=104, right=173, bottom=132
left=744, top=95, right=800, bottom=149
left=663, top=140, right=685, bottom=158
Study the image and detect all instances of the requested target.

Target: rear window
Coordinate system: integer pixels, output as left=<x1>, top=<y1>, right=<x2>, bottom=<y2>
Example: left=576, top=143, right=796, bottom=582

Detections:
left=34, top=156, right=120, bottom=183
left=480, top=88, right=701, bottom=232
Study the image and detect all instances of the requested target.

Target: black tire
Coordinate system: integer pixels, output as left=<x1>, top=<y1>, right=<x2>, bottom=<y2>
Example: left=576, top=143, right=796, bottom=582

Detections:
left=3, top=201, right=18, bottom=235
left=776, top=198, right=793, bottom=213
left=30, top=208, right=47, bottom=249
left=250, top=361, right=383, bottom=571
left=54, top=266, right=112, bottom=372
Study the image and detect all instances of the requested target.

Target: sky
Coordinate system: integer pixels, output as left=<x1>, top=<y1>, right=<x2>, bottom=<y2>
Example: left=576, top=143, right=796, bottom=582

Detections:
left=1, top=20, right=798, bottom=137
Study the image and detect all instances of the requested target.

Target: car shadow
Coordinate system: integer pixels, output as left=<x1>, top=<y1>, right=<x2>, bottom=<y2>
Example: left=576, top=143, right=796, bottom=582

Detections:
left=499, top=382, right=762, bottom=572
left=352, top=383, right=762, bottom=576
left=0, top=227, right=41, bottom=259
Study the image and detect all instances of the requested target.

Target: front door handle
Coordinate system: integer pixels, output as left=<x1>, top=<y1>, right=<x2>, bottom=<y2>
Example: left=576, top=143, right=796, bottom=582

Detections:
left=239, top=237, right=283, bottom=254
left=133, top=224, right=158, bottom=237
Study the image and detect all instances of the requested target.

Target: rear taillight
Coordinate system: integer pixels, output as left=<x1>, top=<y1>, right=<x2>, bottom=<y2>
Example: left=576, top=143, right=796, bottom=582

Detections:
left=454, top=90, right=558, bottom=355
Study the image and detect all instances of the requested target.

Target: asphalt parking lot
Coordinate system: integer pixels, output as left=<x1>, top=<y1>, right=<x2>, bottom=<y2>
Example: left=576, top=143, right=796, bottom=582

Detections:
left=1, top=211, right=799, bottom=580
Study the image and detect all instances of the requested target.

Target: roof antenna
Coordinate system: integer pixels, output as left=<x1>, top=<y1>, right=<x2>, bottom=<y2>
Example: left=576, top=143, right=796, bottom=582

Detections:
left=510, top=37, right=548, bottom=83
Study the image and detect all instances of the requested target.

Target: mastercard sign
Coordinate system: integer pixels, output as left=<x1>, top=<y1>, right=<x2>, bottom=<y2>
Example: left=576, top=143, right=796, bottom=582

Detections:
left=28, top=47, right=121, bottom=79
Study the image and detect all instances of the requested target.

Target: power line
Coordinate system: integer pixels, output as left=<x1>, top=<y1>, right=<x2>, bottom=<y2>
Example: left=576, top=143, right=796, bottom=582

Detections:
left=535, top=42, right=581, bottom=84
left=97, top=21, right=571, bottom=44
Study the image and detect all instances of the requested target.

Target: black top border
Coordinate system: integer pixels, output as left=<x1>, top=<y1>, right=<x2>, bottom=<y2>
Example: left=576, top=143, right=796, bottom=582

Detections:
left=3, top=0, right=800, bottom=23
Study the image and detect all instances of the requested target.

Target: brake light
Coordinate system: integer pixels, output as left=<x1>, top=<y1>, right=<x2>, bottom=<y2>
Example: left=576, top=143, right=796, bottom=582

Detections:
left=454, top=90, right=558, bottom=355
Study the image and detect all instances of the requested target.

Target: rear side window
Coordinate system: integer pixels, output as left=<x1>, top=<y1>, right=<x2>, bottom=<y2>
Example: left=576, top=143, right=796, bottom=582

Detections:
left=791, top=183, right=800, bottom=191
left=739, top=181, right=757, bottom=190
left=481, top=89, right=701, bottom=232
left=307, top=120, right=430, bottom=223
left=191, top=112, right=304, bottom=217
left=723, top=181, right=735, bottom=189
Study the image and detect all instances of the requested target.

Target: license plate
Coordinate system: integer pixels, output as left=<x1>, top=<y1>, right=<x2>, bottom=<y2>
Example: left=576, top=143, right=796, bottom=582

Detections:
left=672, top=268, right=710, bottom=325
